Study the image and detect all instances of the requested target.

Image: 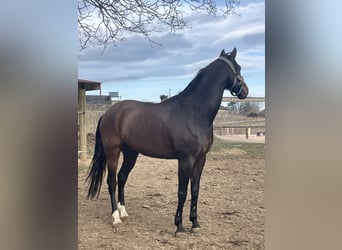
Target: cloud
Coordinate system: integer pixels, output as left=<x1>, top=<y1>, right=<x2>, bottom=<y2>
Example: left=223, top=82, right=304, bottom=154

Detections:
left=78, top=1, right=265, bottom=100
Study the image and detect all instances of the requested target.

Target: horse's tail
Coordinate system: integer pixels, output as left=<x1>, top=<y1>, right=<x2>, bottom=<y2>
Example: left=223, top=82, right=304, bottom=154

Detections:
left=86, top=116, right=106, bottom=199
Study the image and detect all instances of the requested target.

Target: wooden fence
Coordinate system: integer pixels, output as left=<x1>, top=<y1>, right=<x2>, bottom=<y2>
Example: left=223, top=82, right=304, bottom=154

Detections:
left=214, top=125, right=265, bottom=139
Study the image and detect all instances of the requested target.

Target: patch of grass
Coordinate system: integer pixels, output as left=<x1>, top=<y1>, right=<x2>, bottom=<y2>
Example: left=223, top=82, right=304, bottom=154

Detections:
left=238, top=142, right=265, bottom=158
left=210, top=136, right=232, bottom=152
left=209, top=136, right=265, bottom=159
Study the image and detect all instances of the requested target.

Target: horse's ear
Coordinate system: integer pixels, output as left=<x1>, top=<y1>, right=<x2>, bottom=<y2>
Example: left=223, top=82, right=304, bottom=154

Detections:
left=230, top=47, right=237, bottom=58
left=220, top=49, right=226, bottom=56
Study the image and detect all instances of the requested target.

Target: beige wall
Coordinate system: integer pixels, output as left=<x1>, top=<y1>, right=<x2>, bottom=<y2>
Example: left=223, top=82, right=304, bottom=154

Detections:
left=85, top=103, right=112, bottom=135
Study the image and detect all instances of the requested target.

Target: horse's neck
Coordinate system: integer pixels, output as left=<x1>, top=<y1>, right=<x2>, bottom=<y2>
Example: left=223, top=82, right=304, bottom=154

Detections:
left=180, top=62, right=227, bottom=126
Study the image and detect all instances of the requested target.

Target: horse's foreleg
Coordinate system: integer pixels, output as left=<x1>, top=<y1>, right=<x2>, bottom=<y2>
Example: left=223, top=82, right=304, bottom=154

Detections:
left=174, top=158, right=192, bottom=236
left=106, top=148, right=121, bottom=226
left=189, top=155, right=206, bottom=233
left=118, top=145, right=138, bottom=219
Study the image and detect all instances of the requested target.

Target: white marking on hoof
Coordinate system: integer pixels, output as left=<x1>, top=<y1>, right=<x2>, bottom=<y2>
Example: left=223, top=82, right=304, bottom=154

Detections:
left=112, top=210, right=121, bottom=226
left=117, top=202, right=128, bottom=219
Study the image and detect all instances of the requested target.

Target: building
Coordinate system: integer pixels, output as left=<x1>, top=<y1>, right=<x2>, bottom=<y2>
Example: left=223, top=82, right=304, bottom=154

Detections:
left=78, top=79, right=101, bottom=161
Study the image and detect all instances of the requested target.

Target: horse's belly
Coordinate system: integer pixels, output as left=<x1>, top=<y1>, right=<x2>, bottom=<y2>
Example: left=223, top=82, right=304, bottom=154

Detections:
left=122, top=128, right=176, bottom=159
left=127, top=140, right=176, bottom=159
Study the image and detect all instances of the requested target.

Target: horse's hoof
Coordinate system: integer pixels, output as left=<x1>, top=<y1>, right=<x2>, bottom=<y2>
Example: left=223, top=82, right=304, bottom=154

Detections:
left=174, top=230, right=188, bottom=238
left=112, top=219, right=122, bottom=228
left=117, top=202, right=129, bottom=219
left=191, top=227, right=201, bottom=234
left=120, top=215, right=128, bottom=221
left=112, top=210, right=122, bottom=226
left=112, top=219, right=121, bottom=225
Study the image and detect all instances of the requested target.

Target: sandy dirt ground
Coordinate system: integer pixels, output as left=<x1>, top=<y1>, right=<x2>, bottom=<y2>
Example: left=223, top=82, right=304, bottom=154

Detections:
left=78, top=137, right=265, bottom=249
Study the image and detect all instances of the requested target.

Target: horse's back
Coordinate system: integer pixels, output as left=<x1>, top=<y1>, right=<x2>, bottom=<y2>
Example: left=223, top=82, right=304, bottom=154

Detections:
left=99, top=99, right=213, bottom=159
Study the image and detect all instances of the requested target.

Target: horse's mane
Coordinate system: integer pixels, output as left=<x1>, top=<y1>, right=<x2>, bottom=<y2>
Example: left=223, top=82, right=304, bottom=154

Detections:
left=178, top=68, right=205, bottom=97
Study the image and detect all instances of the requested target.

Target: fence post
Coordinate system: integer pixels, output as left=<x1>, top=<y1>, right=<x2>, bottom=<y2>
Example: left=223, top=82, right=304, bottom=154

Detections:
left=79, top=88, right=87, bottom=161
left=245, top=127, right=251, bottom=139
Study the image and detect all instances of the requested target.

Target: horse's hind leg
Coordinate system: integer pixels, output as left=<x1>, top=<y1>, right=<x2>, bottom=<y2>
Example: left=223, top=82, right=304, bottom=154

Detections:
left=106, top=147, right=121, bottom=226
left=117, top=144, right=138, bottom=219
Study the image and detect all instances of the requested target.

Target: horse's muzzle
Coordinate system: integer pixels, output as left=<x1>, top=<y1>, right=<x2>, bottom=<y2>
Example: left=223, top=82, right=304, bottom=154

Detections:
left=237, top=84, right=249, bottom=99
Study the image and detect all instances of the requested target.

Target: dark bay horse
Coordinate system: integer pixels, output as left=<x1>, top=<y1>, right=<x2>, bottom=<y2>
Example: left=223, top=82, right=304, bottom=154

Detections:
left=86, top=48, right=249, bottom=235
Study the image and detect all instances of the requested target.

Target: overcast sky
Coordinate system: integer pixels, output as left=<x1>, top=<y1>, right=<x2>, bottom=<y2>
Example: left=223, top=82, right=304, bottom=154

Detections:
left=78, top=1, right=265, bottom=103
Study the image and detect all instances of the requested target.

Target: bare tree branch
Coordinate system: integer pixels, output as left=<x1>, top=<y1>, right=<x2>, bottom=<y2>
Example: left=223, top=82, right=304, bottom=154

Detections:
left=78, top=0, right=240, bottom=51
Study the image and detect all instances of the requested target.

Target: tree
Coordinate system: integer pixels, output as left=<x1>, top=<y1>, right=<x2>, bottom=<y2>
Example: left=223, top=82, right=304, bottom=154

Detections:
left=239, top=102, right=260, bottom=115
left=160, top=94, right=168, bottom=102
left=227, top=101, right=237, bottom=112
left=78, top=0, right=240, bottom=50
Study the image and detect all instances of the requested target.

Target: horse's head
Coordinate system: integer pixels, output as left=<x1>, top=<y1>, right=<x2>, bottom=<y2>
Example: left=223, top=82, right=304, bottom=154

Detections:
left=218, top=48, right=249, bottom=99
